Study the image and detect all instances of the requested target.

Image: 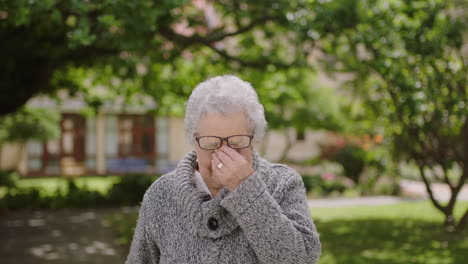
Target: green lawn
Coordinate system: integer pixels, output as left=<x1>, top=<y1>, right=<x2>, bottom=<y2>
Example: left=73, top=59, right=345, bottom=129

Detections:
left=109, top=201, right=468, bottom=264
left=0, top=176, right=119, bottom=198
left=313, top=201, right=468, bottom=264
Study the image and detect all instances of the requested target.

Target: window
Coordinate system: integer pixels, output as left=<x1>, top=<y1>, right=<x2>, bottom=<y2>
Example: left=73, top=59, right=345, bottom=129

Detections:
left=27, top=114, right=86, bottom=175
left=106, top=114, right=156, bottom=173
left=86, top=117, right=96, bottom=171
left=27, top=141, right=43, bottom=172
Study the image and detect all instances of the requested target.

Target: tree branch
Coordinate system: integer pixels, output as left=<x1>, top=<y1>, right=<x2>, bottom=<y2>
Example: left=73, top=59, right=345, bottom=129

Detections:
left=158, top=13, right=301, bottom=69
left=418, top=164, right=445, bottom=213
left=64, top=46, right=121, bottom=66
left=439, top=164, right=454, bottom=189
left=442, top=163, right=464, bottom=217
left=454, top=114, right=468, bottom=170
left=211, top=15, right=279, bottom=40
left=159, top=14, right=278, bottom=46
left=206, top=44, right=297, bottom=69
left=460, top=118, right=468, bottom=184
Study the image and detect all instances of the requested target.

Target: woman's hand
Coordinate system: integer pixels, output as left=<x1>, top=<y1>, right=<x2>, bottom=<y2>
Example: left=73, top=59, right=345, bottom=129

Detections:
left=211, top=146, right=254, bottom=191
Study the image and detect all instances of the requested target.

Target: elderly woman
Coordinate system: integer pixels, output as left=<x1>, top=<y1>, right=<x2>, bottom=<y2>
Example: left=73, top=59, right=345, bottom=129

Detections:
left=126, top=75, right=321, bottom=264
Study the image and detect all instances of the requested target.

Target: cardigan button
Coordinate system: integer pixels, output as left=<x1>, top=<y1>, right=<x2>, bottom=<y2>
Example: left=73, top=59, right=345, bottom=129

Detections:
left=207, top=217, right=219, bottom=231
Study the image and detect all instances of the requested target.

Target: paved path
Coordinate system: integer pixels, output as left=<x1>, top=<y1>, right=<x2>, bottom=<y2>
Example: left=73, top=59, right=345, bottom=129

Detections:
left=308, top=180, right=468, bottom=208
left=400, top=179, right=468, bottom=201
left=308, top=196, right=421, bottom=208
left=0, top=207, right=137, bottom=264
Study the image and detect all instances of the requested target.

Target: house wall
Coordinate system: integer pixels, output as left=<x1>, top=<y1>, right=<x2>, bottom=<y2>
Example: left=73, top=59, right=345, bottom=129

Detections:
left=0, top=143, right=27, bottom=174
left=168, top=117, right=193, bottom=163
left=0, top=143, right=18, bottom=170
left=259, top=129, right=326, bottom=163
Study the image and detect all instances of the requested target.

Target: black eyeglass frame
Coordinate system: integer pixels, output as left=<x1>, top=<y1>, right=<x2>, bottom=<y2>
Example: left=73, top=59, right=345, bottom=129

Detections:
left=195, top=135, right=254, bottom=150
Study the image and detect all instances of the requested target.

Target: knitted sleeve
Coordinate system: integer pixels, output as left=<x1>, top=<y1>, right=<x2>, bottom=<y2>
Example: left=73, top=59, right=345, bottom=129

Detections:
left=125, top=191, right=160, bottom=264
left=220, top=166, right=321, bottom=264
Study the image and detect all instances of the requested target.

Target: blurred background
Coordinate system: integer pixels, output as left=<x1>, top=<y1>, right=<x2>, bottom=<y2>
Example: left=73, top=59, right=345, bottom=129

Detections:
left=0, top=0, right=467, bottom=263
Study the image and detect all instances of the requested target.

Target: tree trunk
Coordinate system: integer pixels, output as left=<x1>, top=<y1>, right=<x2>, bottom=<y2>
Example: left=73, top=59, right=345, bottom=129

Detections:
left=417, top=163, right=468, bottom=233
left=444, top=214, right=456, bottom=232
left=418, top=164, right=458, bottom=232
left=457, top=119, right=468, bottom=232
left=456, top=208, right=468, bottom=232
left=279, top=129, right=295, bottom=163
left=0, top=143, right=3, bottom=170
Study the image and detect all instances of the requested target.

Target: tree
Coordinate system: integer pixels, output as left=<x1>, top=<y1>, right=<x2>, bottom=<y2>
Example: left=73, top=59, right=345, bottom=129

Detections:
left=0, top=107, right=60, bottom=171
left=0, top=0, right=312, bottom=116
left=306, top=0, right=467, bottom=232
left=243, top=67, right=345, bottom=161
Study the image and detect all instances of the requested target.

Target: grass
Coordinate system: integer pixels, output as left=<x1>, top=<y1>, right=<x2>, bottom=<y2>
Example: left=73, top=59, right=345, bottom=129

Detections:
left=107, top=212, right=139, bottom=246
left=312, top=201, right=468, bottom=222
left=0, top=176, right=119, bottom=198
left=108, top=201, right=468, bottom=264
left=313, top=201, right=468, bottom=264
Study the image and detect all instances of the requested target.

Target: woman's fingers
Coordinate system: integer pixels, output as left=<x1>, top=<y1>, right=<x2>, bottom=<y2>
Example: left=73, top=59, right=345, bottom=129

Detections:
left=219, top=146, right=242, bottom=161
left=214, top=149, right=234, bottom=168
left=211, top=146, right=254, bottom=190
left=212, top=153, right=223, bottom=170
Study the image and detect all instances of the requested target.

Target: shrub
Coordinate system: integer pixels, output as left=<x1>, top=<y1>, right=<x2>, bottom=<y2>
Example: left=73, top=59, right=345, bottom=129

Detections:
left=0, top=170, right=19, bottom=189
left=374, top=179, right=402, bottom=196
left=302, top=174, right=323, bottom=193
left=2, top=187, right=42, bottom=210
left=0, top=174, right=159, bottom=210
left=320, top=180, right=348, bottom=196
left=63, top=179, right=109, bottom=208
left=302, top=174, right=351, bottom=197
left=107, top=173, right=158, bottom=205
left=331, top=145, right=366, bottom=184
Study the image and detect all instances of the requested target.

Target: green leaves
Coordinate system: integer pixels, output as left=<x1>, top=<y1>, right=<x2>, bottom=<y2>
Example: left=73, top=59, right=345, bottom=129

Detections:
left=308, top=0, right=466, bottom=151
left=0, top=108, right=60, bottom=144
left=67, top=17, right=95, bottom=48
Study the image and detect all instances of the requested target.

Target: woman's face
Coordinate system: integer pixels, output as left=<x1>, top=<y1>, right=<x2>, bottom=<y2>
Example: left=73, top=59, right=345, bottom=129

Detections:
left=194, top=111, right=254, bottom=191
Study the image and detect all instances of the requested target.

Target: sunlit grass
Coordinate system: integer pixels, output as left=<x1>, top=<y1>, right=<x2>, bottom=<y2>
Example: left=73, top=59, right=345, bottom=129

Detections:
left=312, top=201, right=468, bottom=221
left=107, top=212, right=138, bottom=246
left=313, top=201, right=468, bottom=264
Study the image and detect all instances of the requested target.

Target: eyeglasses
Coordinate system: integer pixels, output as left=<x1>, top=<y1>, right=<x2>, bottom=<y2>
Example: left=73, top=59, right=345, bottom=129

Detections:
left=195, top=135, right=254, bottom=150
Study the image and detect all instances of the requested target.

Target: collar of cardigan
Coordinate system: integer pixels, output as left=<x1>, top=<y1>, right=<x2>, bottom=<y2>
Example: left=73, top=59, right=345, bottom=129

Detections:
left=173, top=150, right=264, bottom=239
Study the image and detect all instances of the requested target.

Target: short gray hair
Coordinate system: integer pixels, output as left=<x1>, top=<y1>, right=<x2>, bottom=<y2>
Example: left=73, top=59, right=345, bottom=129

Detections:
left=184, top=75, right=267, bottom=144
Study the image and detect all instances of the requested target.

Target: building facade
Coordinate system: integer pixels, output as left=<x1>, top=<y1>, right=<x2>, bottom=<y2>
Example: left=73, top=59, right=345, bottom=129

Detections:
left=26, top=113, right=168, bottom=176
left=0, top=95, right=326, bottom=177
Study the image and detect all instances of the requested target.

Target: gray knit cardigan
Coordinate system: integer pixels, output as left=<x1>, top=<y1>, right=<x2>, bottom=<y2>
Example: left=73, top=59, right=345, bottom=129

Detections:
left=126, top=151, right=321, bottom=264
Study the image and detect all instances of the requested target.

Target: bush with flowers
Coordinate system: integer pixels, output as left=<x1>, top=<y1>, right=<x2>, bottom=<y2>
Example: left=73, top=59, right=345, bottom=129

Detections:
left=311, top=132, right=398, bottom=196
left=302, top=172, right=355, bottom=198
